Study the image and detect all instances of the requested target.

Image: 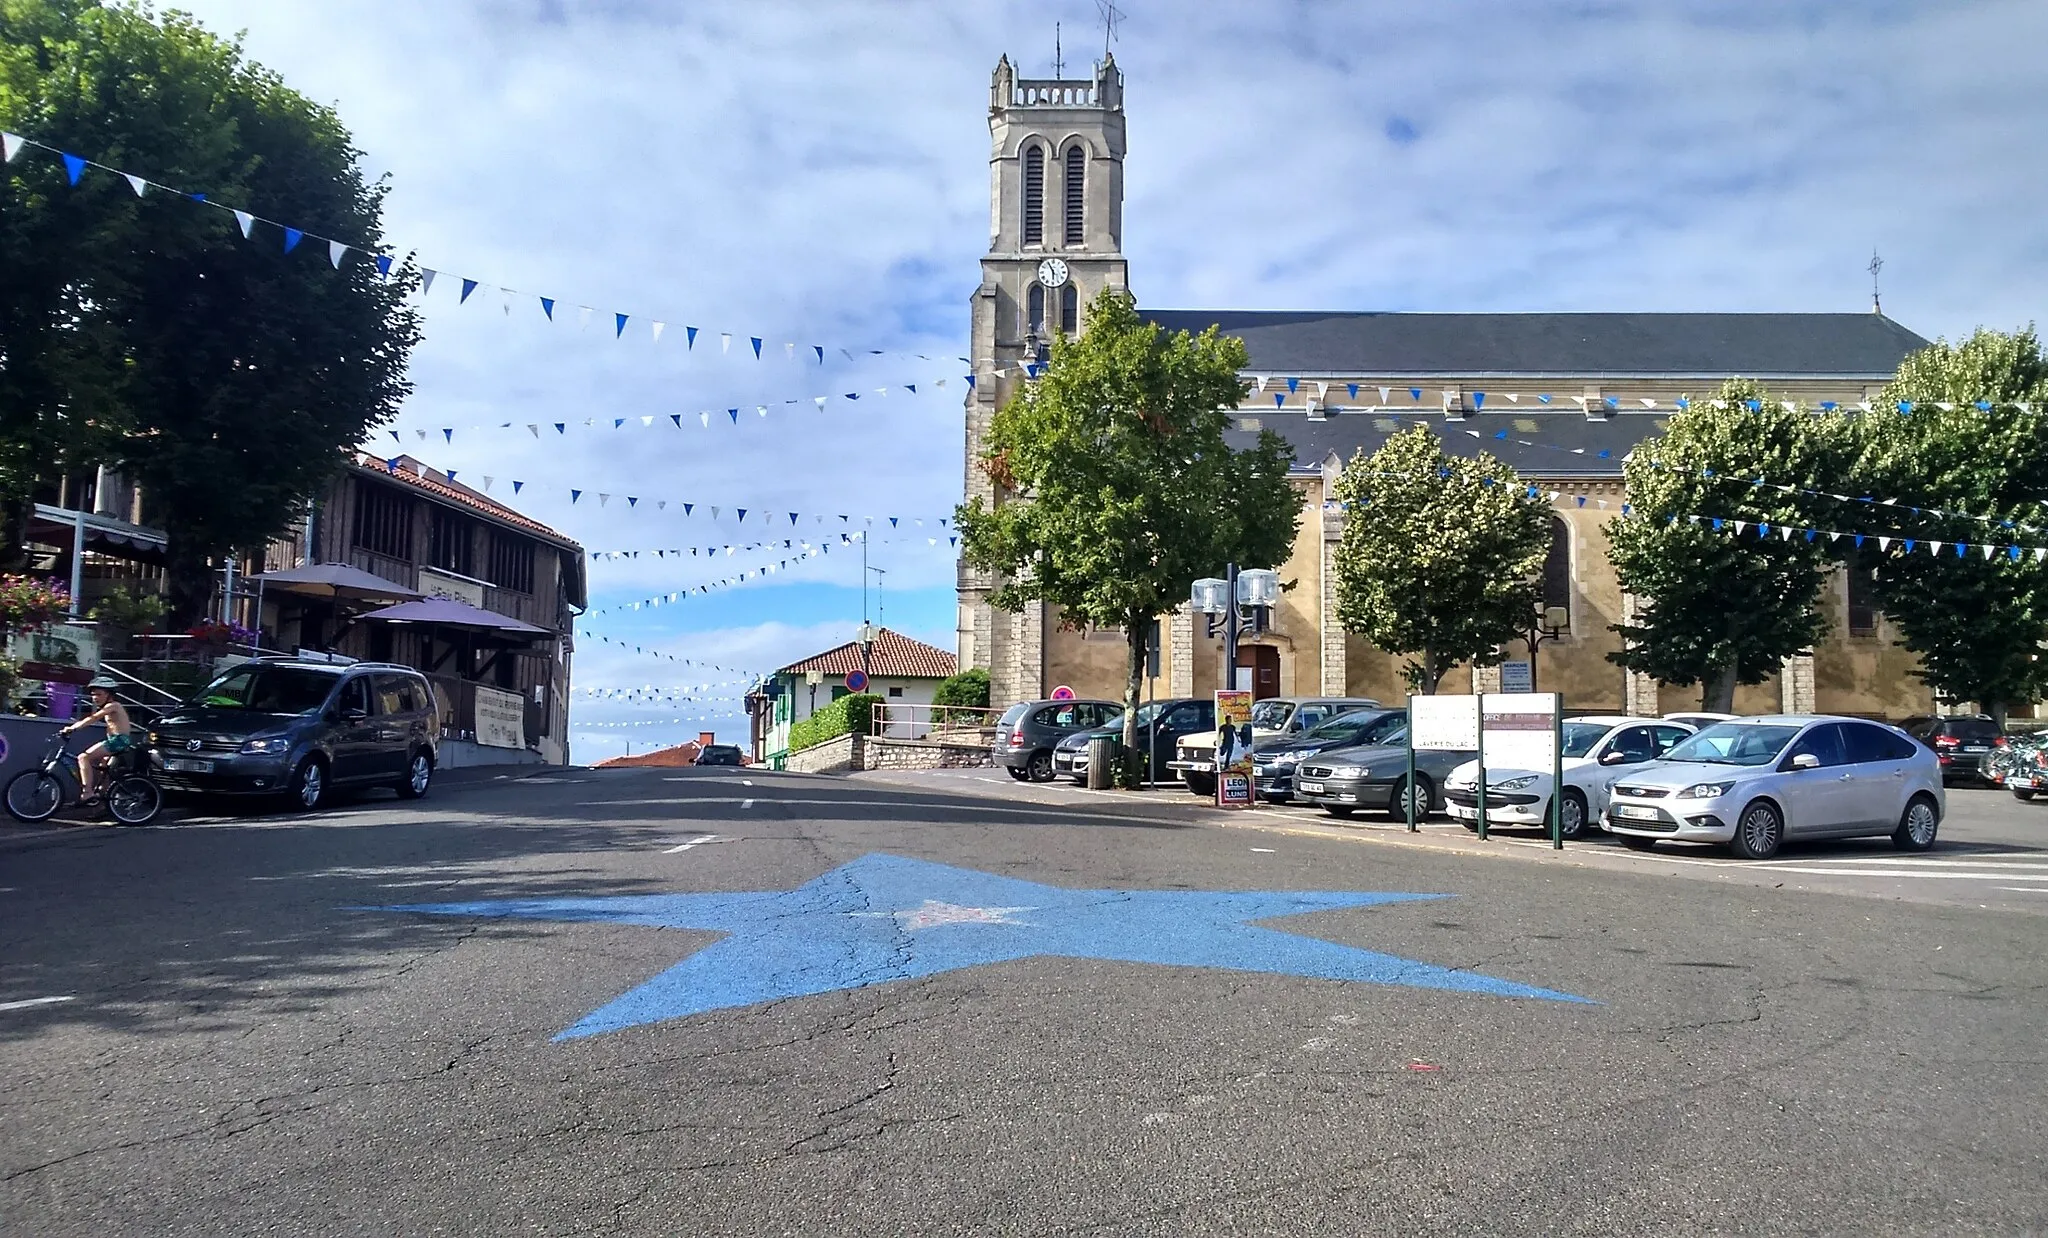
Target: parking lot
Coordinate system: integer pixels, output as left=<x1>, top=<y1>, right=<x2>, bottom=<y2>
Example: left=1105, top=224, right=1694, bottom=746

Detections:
left=859, top=766, right=2048, bottom=916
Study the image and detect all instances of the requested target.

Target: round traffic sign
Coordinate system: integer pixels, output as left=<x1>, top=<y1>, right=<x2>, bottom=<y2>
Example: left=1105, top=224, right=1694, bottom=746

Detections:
left=1049, top=685, right=1074, bottom=701
left=845, top=670, right=869, bottom=692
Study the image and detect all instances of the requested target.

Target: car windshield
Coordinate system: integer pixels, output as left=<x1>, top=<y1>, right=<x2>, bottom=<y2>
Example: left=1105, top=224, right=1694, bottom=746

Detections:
left=1947, top=719, right=2001, bottom=743
left=998, top=704, right=1030, bottom=727
left=1663, top=722, right=1802, bottom=766
left=1249, top=700, right=1295, bottom=729
left=1561, top=722, right=1613, bottom=759
left=193, top=665, right=340, bottom=715
left=1128, top=701, right=1168, bottom=727
left=1304, top=711, right=1403, bottom=746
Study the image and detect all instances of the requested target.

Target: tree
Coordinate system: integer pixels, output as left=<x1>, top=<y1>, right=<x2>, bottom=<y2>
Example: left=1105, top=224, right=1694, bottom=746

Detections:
left=1849, top=328, right=2048, bottom=727
left=1329, top=427, right=1549, bottom=693
left=1607, top=379, right=1846, bottom=711
left=0, top=1, right=420, bottom=619
left=931, top=667, right=990, bottom=708
left=956, top=290, right=1300, bottom=768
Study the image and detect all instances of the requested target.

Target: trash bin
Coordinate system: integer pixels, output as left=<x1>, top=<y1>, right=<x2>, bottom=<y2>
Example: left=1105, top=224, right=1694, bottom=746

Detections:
left=1085, top=735, right=1117, bottom=790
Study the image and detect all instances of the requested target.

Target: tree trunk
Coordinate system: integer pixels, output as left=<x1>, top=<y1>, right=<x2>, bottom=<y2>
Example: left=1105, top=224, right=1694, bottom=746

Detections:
left=1419, top=647, right=1441, bottom=695
left=1702, top=661, right=1738, bottom=714
left=1120, top=617, right=1146, bottom=786
left=163, top=538, right=217, bottom=630
left=1988, top=700, right=2009, bottom=731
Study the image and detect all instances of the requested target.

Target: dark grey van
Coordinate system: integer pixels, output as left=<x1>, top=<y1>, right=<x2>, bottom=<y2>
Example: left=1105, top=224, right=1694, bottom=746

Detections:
left=149, top=658, right=440, bottom=809
left=992, top=698, right=1124, bottom=782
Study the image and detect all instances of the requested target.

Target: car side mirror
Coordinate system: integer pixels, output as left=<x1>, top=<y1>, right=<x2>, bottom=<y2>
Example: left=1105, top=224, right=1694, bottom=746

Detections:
left=1789, top=752, right=1820, bottom=770
left=1598, top=750, right=1628, bottom=766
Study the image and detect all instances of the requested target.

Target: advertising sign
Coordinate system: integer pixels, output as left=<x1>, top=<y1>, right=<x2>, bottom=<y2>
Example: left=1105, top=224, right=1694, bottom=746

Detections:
left=1480, top=692, right=1560, bottom=772
left=474, top=684, right=527, bottom=750
left=1410, top=694, right=1481, bottom=750
left=417, top=568, right=488, bottom=607
left=1213, top=689, right=1255, bottom=808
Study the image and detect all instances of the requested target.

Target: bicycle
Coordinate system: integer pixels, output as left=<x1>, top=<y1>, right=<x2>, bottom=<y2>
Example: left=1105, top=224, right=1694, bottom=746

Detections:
left=5, top=731, right=164, bottom=826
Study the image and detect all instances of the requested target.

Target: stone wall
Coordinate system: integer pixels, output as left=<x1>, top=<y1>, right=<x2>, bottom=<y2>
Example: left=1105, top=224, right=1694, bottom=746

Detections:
left=861, top=738, right=993, bottom=770
left=783, top=732, right=861, bottom=773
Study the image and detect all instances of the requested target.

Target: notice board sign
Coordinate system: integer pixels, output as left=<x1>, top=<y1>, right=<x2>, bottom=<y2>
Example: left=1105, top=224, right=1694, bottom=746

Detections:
left=1480, top=692, right=1560, bottom=771
left=474, top=684, right=527, bottom=750
left=1410, top=694, right=1481, bottom=751
left=1214, top=689, right=1254, bottom=808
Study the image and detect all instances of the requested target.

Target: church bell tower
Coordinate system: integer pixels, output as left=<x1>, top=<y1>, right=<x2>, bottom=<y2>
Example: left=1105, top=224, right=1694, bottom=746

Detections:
left=959, top=53, right=1129, bottom=703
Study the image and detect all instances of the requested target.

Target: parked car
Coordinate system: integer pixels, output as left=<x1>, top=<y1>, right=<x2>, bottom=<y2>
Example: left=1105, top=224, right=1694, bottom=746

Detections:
left=696, top=744, right=746, bottom=766
left=1055, top=697, right=1214, bottom=785
left=1663, top=711, right=1736, bottom=731
left=1981, top=731, right=2048, bottom=801
left=1902, top=714, right=2006, bottom=783
left=1443, top=716, right=1694, bottom=839
left=1603, top=716, right=1943, bottom=860
left=991, top=698, right=1123, bottom=782
left=1250, top=708, right=1408, bottom=803
left=1292, top=724, right=1473, bottom=822
left=1168, top=696, right=1381, bottom=796
left=149, top=658, right=439, bottom=810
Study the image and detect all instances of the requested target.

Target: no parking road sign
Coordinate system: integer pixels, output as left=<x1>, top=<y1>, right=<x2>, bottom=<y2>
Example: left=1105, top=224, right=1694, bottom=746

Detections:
left=845, top=670, right=869, bottom=692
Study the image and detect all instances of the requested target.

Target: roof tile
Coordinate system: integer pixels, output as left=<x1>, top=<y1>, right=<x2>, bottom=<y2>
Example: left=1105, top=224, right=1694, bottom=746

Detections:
left=777, top=628, right=957, bottom=680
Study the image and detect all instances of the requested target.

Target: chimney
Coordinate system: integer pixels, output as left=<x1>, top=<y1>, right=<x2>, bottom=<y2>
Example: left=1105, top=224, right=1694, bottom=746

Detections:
left=698, top=731, right=716, bottom=747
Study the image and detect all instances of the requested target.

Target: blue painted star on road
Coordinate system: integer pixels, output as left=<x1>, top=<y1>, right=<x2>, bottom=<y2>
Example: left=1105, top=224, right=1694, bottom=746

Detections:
left=373, top=854, right=1593, bottom=1039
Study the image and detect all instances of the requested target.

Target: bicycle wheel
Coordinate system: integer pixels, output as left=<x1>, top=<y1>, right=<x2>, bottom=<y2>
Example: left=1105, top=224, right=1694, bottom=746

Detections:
left=5, top=770, right=64, bottom=823
left=107, top=777, right=163, bottom=826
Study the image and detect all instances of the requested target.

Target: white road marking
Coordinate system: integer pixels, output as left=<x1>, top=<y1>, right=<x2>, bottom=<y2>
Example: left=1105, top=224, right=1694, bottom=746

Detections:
left=1249, top=847, right=1276, bottom=853
left=1770, top=854, right=2048, bottom=869
left=742, top=799, right=754, bottom=810
left=1996, top=886, right=2048, bottom=894
left=662, top=834, right=722, bottom=854
left=742, top=779, right=754, bottom=786
left=0, top=996, right=75, bottom=1012
left=1759, top=867, right=2048, bottom=881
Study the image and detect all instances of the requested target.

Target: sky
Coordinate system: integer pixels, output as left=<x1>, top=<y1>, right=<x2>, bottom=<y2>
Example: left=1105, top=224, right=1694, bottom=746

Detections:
left=147, top=0, right=2046, bottom=759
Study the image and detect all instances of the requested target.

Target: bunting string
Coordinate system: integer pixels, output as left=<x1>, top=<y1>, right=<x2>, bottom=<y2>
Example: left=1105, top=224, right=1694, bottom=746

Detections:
left=574, top=633, right=754, bottom=675
left=1, top=129, right=970, bottom=370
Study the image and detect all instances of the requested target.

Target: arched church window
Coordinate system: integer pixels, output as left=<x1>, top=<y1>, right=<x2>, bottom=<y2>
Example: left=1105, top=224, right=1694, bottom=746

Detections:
left=1027, top=283, right=1046, bottom=336
left=1059, top=282, right=1078, bottom=335
left=1022, top=144, right=1045, bottom=245
left=1542, top=516, right=1572, bottom=623
left=1064, top=146, right=1085, bottom=244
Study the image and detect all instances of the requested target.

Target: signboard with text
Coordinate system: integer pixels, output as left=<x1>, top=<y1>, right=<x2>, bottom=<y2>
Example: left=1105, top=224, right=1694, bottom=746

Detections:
left=474, top=684, right=527, bottom=750
left=1213, top=690, right=1254, bottom=808
left=1480, top=692, right=1560, bottom=772
left=1410, top=694, right=1481, bottom=751
left=1498, top=660, right=1533, bottom=694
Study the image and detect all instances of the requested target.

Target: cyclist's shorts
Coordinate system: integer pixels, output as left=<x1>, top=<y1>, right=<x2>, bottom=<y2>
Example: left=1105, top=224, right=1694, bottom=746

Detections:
left=104, top=733, right=134, bottom=754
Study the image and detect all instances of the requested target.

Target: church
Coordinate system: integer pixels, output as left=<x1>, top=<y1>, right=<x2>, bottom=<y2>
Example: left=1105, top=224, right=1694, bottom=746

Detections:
left=958, top=53, right=1938, bottom=719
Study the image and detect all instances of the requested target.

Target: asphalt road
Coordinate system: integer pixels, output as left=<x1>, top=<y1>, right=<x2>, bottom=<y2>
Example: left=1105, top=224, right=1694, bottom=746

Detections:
left=4, top=766, right=2045, bottom=1236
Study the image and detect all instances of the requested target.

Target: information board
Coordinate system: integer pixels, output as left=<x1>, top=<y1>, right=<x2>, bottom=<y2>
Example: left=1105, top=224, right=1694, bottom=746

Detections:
left=1498, top=660, right=1533, bottom=694
left=1213, top=690, right=1254, bottom=808
left=1480, top=692, right=1560, bottom=771
left=1410, top=694, right=1481, bottom=750
left=474, top=685, right=527, bottom=750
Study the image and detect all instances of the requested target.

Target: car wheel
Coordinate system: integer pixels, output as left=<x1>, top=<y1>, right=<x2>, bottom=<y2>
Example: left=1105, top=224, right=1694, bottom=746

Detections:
left=2013, top=787, right=2036, bottom=802
left=1727, top=799, right=1784, bottom=860
left=1321, top=805, right=1354, bottom=819
left=1005, top=765, right=1031, bottom=782
left=1558, top=788, right=1590, bottom=840
left=396, top=751, right=432, bottom=799
left=1385, top=775, right=1431, bottom=823
left=1185, top=773, right=1216, bottom=798
left=287, top=757, right=326, bottom=812
left=1026, top=751, right=1055, bottom=783
left=1617, top=834, right=1659, bottom=851
left=1892, top=795, right=1940, bottom=851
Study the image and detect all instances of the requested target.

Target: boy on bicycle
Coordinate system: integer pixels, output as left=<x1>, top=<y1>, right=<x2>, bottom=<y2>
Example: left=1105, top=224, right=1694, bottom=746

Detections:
left=60, top=676, right=135, bottom=804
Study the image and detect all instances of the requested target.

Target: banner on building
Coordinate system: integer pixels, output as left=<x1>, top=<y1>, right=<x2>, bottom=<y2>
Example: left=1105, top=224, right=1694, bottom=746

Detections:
left=1214, top=689, right=1255, bottom=809
left=474, top=685, right=527, bottom=750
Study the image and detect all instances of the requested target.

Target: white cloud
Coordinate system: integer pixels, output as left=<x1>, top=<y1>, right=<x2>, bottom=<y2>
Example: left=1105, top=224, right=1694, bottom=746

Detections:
left=150, top=0, right=2045, bottom=729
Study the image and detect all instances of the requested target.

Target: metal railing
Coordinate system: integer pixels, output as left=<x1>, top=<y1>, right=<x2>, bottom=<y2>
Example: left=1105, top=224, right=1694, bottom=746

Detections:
left=868, top=703, right=1004, bottom=742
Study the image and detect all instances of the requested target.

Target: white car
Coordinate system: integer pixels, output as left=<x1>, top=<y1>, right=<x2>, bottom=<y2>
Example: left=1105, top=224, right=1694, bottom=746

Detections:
left=1663, top=711, right=1737, bottom=731
left=1443, top=716, right=1695, bottom=839
left=1603, top=715, right=1944, bottom=860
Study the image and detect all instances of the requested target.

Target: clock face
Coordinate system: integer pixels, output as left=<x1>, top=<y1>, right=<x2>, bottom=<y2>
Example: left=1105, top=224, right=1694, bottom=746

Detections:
left=1037, top=258, right=1070, bottom=288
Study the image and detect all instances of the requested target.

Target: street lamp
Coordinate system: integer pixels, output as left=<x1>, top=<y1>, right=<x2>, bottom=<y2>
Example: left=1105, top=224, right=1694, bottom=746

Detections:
left=858, top=619, right=876, bottom=682
left=1523, top=605, right=1569, bottom=693
left=1191, top=563, right=1279, bottom=693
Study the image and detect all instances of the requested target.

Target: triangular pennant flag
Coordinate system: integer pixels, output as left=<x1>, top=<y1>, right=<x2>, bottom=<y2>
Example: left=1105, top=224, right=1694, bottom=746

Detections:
left=374, top=254, right=394, bottom=278
left=1274, top=393, right=1285, bottom=408
left=652, top=321, right=666, bottom=343
left=540, top=297, right=555, bottom=320
left=233, top=210, right=256, bottom=238
left=614, top=418, right=626, bottom=429
left=814, top=396, right=828, bottom=410
left=1410, top=388, right=1422, bottom=401
left=570, top=490, right=581, bottom=503
left=720, top=333, right=732, bottom=353
left=281, top=227, right=304, bottom=253
left=751, top=337, right=763, bottom=358
left=670, top=414, right=682, bottom=428
left=728, top=408, right=740, bottom=424
left=421, top=269, right=437, bottom=294
left=442, top=428, right=454, bottom=443
left=700, top=412, right=709, bottom=427
left=554, top=422, right=565, bottom=434
left=615, top=313, right=629, bottom=337
left=61, top=152, right=87, bottom=184
left=628, top=497, right=639, bottom=508
left=328, top=240, right=348, bottom=268
left=123, top=172, right=147, bottom=197
left=458, top=277, right=479, bottom=303
left=1471, top=392, right=1485, bottom=409
left=0, top=132, right=23, bottom=162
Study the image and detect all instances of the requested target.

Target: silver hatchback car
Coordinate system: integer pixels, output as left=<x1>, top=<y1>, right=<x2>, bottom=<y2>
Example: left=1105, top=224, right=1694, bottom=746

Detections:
left=1603, top=715, right=1944, bottom=860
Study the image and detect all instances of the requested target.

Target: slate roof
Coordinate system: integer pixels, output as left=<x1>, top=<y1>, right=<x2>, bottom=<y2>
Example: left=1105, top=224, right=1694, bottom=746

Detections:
left=777, top=628, right=958, bottom=680
left=1226, top=411, right=1660, bottom=479
left=1142, top=311, right=1929, bottom=379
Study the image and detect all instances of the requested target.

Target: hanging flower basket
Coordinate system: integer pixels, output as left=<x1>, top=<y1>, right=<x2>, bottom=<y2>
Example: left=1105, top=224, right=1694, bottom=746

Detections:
left=0, top=575, right=71, bottom=639
left=186, top=620, right=260, bottom=656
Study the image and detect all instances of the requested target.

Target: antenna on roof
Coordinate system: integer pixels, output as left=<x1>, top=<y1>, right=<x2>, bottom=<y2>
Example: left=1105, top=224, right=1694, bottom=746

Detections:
left=1053, top=21, right=1064, bottom=80
left=1868, top=249, right=1884, bottom=315
left=1096, top=0, right=1123, bottom=59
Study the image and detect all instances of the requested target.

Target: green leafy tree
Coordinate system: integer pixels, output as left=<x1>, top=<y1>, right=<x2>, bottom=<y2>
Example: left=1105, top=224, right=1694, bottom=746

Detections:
left=1849, top=328, right=2048, bottom=726
left=956, top=290, right=1300, bottom=766
left=0, top=1, right=420, bottom=620
left=1330, top=427, right=1548, bottom=693
left=1607, top=379, right=1846, bottom=711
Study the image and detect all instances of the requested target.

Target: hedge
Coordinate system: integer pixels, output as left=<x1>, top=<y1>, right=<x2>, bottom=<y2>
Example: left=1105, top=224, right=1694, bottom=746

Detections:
left=788, top=692, right=882, bottom=753
left=931, top=668, right=990, bottom=709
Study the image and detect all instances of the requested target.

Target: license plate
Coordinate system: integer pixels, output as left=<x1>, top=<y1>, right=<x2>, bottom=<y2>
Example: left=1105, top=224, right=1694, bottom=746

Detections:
left=1961, top=746, right=1988, bottom=754
left=1614, top=804, right=1661, bottom=820
left=163, top=758, right=214, bottom=773
left=1296, top=780, right=1324, bottom=794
